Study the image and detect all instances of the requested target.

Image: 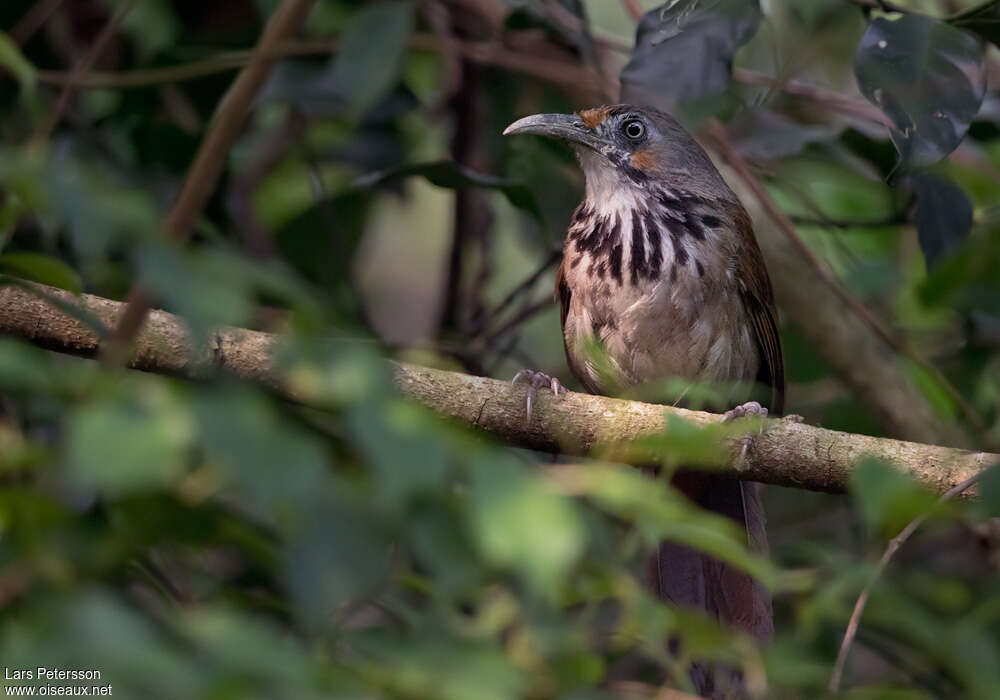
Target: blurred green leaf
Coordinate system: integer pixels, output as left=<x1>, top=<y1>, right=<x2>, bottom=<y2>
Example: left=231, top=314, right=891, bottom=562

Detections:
left=0, top=31, right=36, bottom=92
left=108, top=0, right=180, bottom=61
left=566, top=463, right=779, bottom=588
left=136, top=244, right=255, bottom=341
left=469, top=456, right=585, bottom=598
left=1, top=592, right=206, bottom=698
left=0, top=251, right=82, bottom=293
left=65, top=384, right=194, bottom=494
left=332, top=0, right=415, bottom=114
left=849, top=458, right=941, bottom=539
left=284, top=502, right=392, bottom=629
left=193, top=387, right=331, bottom=518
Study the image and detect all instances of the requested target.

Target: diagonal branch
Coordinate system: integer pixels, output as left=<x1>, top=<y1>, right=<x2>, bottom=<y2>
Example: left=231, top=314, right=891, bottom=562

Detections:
left=0, top=282, right=994, bottom=497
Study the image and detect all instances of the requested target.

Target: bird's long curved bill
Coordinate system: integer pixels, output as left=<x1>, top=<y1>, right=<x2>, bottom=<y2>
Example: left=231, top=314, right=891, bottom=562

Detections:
left=502, top=113, right=601, bottom=150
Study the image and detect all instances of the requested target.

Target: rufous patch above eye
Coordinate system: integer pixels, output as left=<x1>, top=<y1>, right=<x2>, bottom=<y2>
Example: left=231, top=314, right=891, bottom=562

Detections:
left=578, top=107, right=612, bottom=129
left=630, top=147, right=657, bottom=171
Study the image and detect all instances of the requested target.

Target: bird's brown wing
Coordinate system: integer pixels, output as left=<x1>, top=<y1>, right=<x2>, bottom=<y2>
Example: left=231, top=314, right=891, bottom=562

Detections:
left=555, top=258, right=591, bottom=390
left=732, top=205, right=785, bottom=415
left=555, top=257, right=571, bottom=329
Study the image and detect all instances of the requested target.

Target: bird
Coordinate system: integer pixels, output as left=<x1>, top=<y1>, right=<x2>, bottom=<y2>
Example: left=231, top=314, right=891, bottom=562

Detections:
left=504, top=105, right=784, bottom=698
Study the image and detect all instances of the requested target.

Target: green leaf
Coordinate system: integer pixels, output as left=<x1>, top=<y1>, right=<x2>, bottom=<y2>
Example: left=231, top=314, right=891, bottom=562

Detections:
left=136, top=244, right=255, bottom=342
left=849, top=457, right=941, bottom=539
left=193, top=388, right=331, bottom=518
left=567, top=463, right=779, bottom=588
left=65, top=385, right=195, bottom=494
left=332, top=0, right=415, bottom=114
left=0, top=251, right=82, bottom=293
left=905, top=172, right=973, bottom=266
left=621, top=0, right=762, bottom=106
left=354, top=160, right=543, bottom=220
left=0, top=31, right=36, bottom=92
left=284, top=501, right=392, bottom=629
left=469, top=457, right=585, bottom=598
left=854, top=15, right=986, bottom=167
left=108, top=0, right=180, bottom=61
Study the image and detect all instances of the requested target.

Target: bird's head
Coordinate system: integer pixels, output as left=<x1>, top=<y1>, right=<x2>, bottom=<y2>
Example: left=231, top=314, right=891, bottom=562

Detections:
left=503, top=105, right=729, bottom=203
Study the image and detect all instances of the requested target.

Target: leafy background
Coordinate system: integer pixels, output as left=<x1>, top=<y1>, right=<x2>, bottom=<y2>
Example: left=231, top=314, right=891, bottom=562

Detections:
left=0, top=0, right=999, bottom=698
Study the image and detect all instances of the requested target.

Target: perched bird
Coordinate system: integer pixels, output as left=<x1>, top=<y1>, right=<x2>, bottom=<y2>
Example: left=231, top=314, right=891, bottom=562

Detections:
left=504, top=105, right=783, bottom=698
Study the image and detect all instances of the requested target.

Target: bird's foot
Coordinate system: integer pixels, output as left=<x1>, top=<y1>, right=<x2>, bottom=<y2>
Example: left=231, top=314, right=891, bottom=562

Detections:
left=512, top=370, right=564, bottom=422
left=722, top=401, right=768, bottom=423
left=723, top=402, right=769, bottom=469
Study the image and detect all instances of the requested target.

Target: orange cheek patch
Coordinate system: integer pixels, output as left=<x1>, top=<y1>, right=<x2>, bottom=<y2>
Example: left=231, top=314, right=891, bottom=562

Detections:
left=578, top=107, right=611, bottom=129
left=630, top=148, right=657, bottom=171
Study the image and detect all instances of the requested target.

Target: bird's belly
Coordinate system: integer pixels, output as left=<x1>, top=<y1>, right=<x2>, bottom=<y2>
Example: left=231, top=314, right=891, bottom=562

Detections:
left=563, top=278, right=759, bottom=399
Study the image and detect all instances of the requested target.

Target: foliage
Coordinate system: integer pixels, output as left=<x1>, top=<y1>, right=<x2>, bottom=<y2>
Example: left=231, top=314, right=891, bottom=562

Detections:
left=0, top=0, right=997, bottom=698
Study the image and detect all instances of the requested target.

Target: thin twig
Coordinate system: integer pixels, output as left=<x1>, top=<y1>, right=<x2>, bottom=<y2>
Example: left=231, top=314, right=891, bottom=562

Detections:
left=30, top=0, right=133, bottom=145
left=827, top=469, right=985, bottom=693
left=731, top=68, right=887, bottom=126
left=481, top=296, right=554, bottom=347
left=788, top=215, right=905, bottom=229
left=11, top=0, right=65, bottom=46
left=32, top=35, right=601, bottom=96
left=103, top=0, right=319, bottom=362
left=474, top=248, right=561, bottom=335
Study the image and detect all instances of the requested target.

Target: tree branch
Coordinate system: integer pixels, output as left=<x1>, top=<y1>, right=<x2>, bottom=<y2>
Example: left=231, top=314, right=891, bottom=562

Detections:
left=0, top=282, right=994, bottom=496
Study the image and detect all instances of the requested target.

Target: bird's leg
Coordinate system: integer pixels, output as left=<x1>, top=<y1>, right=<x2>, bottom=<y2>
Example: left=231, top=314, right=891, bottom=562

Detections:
left=722, top=401, right=767, bottom=423
left=512, top=370, right=564, bottom=422
left=723, top=401, right=769, bottom=468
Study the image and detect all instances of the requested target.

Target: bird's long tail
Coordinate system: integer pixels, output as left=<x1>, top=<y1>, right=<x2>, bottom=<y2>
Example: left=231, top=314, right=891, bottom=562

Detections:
left=651, top=474, right=772, bottom=699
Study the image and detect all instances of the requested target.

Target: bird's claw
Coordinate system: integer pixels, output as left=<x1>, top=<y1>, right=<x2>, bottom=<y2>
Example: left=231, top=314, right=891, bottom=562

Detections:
left=512, top=370, right=564, bottom=422
left=722, top=401, right=767, bottom=423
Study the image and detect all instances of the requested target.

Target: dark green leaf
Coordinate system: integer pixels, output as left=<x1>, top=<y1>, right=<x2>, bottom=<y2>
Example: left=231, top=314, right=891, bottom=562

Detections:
left=727, top=109, right=833, bottom=160
left=332, top=0, right=415, bottom=114
left=905, top=172, right=973, bottom=266
left=469, top=456, right=585, bottom=597
left=0, top=32, right=35, bottom=92
left=193, top=388, right=331, bottom=518
left=0, top=251, right=82, bottom=293
left=355, top=160, right=543, bottom=220
left=621, top=0, right=762, bottom=106
left=849, top=457, right=941, bottom=539
left=136, top=244, right=255, bottom=341
left=65, top=388, right=194, bottom=494
left=854, top=15, right=985, bottom=167
left=274, top=192, right=370, bottom=303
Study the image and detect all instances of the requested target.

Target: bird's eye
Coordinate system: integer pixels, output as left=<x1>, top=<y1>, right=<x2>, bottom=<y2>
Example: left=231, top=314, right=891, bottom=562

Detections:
left=622, top=119, right=645, bottom=141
